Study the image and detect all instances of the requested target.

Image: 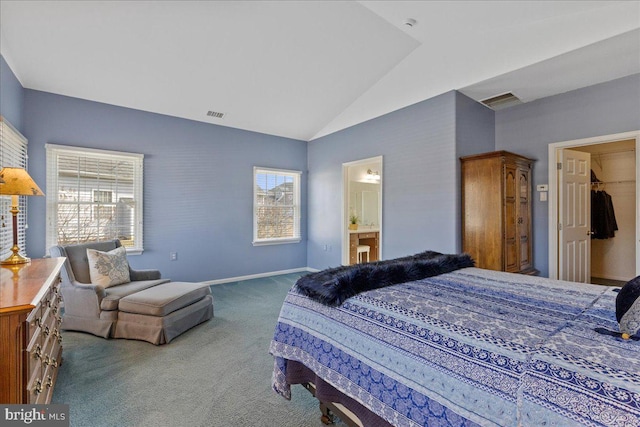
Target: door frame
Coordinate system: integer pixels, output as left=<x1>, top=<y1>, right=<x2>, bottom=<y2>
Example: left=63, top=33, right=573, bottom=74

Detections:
left=342, top=156, right=383, bottom=266
left=548, top=130, right=640, bottom=279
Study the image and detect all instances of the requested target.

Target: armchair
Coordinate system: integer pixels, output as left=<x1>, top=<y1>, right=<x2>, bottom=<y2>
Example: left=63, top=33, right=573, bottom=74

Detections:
left=49, top=239, right=170, bottom=338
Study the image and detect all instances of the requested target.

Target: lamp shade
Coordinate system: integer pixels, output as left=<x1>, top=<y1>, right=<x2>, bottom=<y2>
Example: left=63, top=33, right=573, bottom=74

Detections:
left=0, top=167, right=44, bottom=196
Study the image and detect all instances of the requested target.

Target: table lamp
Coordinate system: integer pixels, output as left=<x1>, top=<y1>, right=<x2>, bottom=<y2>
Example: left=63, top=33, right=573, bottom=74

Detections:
left=0, top=167, right=44, bottom=264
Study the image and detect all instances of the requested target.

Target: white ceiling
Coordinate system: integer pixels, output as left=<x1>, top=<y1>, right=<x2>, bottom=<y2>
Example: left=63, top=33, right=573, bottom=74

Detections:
left=1, top=1, right=639, bottom=142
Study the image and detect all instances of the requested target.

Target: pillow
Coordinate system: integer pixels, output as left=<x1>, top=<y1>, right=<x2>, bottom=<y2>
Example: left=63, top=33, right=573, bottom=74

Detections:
left=87, top=246, right=131, bottom=288
left=616, top=275, right=640, bottom=339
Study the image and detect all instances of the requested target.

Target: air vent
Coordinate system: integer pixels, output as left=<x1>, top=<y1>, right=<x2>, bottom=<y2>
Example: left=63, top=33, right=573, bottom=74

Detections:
left=480, top=92, right=522, bottom=110
left=206, top=110, right=225, bottom=119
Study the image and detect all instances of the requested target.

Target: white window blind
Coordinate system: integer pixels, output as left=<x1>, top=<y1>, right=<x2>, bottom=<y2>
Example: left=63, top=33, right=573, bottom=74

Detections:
left=253, top=167, right=301, bottom=245
left=46, top=144, right=144, bottom=254
left=0, top=116, right=29, bottom=260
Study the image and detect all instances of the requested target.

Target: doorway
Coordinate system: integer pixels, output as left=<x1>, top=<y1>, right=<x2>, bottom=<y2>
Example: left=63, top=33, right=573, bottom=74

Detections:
left=342, top=156, right=382, bottom=265
left=548, top=131, right=640, bottom=282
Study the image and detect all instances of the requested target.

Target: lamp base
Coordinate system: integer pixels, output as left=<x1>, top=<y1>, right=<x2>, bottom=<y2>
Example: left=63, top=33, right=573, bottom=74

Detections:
left=1, top=246, right=30, bottom=265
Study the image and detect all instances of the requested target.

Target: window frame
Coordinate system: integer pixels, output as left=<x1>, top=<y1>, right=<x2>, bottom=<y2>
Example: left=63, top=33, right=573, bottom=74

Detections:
left=252, top=166, right=301, bottom=246
left=0, top=116, right=29, bottom=261
left=45, top=144, right=144, bottom=254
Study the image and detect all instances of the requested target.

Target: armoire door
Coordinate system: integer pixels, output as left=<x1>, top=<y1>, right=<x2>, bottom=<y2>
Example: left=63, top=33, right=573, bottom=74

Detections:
left=503, top=164, right=518, bottom=272
left=517, top=166, right=532, bottom=272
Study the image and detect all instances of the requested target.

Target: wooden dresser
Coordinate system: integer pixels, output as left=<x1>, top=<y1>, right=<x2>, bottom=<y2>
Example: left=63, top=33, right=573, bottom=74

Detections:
left=0, top=257, right=65, bottom=404
left=461, top=151, right=537, bottom=275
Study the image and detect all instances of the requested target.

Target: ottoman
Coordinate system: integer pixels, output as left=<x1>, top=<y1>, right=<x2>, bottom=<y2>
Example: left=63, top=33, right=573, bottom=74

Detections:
left=114, top=281, right=214, bottom=345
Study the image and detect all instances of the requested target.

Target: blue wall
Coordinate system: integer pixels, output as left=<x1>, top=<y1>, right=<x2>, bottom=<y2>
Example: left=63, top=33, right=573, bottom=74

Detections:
left=495, top=73, right=640, bottom=277
left=0, top=55, right=24, bottom=133
left=306, top=91, right=495, bottom=270
left=454, top=92, right=496, bottom=247
left=4, top=52, right=638, bottom=280
left=22, top=90, right=308, bottom=282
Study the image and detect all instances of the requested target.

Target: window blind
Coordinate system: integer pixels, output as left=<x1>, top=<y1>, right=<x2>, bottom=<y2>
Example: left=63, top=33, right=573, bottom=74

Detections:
left=0, top=117, right=29, bottom=260
left=46, top=144, right=144, bottom=254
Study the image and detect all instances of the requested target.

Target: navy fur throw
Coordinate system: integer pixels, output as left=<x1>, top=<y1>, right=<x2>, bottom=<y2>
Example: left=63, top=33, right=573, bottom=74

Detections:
left=296, top=251, right=475, bottom=306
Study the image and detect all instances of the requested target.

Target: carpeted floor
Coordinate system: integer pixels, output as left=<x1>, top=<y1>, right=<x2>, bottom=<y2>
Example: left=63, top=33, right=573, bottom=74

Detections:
left=52, top=273, right=346, bottom=427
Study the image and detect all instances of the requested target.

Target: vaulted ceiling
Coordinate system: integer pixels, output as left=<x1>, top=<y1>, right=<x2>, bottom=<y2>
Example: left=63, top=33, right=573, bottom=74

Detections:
left=1, top=1, right=638, bottom=141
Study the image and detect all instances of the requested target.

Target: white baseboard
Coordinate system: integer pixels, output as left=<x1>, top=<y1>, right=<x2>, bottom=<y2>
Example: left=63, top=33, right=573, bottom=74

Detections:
left=203, top=267, right=318, bottom=286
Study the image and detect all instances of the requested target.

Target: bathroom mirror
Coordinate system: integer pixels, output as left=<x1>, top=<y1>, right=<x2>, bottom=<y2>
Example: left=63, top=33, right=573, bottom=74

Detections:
left=342, top=156, right=382, bottom=265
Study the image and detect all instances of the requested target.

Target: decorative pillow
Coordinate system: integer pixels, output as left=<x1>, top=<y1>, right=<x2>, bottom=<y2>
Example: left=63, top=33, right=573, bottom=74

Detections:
left=616, top=275, right=640, bottom=339
left=87, top=246, right=131, bottom=288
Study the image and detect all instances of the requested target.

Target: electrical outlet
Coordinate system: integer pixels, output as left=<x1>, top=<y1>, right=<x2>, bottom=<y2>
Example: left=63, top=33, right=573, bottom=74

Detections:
left=170, top=252, right=178, bottom=261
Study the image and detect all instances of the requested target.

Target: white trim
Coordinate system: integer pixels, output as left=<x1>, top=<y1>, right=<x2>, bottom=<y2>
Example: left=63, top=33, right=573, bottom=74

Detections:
left=252, top=166, right=302, bottom=245
left=202, top=266, right=316, bottom=286
left=252, top=237, right=301, bottom=246
left=44, top=143, right=144, bottom=160
left=45, top=143, right=144, bottom=253
left=548, top=130, right=639, bottom=279
left=342, top=156, right=383, bottom=266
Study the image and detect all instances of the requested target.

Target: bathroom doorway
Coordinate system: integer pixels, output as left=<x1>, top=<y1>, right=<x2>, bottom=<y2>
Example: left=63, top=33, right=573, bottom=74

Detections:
left=342, top=156, right=382, bottom=265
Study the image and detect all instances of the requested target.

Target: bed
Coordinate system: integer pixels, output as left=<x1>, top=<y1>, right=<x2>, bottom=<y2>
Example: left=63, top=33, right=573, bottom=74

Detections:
left=269, top=255, right=640, bottom=427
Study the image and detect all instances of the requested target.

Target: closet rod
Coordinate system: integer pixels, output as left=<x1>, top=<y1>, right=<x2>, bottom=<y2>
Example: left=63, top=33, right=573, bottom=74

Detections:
left=593, top=148, right=635, bottom=156
left=591, top=180, right=636, bottom=184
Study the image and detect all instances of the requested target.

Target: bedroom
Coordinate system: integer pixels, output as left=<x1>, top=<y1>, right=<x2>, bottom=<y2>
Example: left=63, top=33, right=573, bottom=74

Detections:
left=0, top=1, right=639, bottom=426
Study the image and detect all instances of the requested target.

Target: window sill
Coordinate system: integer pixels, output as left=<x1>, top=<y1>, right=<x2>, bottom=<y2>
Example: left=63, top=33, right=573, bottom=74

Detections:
left=252, top=238, right=301, bottom=246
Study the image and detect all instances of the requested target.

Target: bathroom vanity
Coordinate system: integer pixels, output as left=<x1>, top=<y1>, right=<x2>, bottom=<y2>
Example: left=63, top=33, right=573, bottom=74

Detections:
left=348, top=229, right=379, bottom=265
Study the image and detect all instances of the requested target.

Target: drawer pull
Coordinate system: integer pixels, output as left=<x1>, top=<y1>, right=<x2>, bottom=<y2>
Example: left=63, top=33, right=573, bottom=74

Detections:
left=33, top=345, right=42, bottom=360
left=45, top=376, right=53, bottom=389
left=43, top=355, right=51, bottom=366
left=35, top=317, right=42, bottom=328
left=43, top=326, right=50, bottom=336
left=33, top=379, right=43, bottom=395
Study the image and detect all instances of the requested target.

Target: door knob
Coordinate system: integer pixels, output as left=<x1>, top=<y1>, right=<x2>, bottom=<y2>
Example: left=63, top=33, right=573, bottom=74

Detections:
left=587, top=230, right=595, bottom=235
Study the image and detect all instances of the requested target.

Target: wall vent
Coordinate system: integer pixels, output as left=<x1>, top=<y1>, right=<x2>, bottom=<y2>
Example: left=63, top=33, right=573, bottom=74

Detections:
left=480, top=92, right=522, bottom=110
left=206, top=110, right=225, bottom=119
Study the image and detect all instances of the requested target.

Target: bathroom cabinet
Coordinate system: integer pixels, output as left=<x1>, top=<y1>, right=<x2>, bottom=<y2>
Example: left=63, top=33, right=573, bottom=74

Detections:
left=349, top=230, right=379, bottom=265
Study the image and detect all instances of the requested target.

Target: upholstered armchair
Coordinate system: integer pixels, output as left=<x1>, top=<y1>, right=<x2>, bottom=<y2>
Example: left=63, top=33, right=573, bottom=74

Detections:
left=49, top=239, right=169, bottom=338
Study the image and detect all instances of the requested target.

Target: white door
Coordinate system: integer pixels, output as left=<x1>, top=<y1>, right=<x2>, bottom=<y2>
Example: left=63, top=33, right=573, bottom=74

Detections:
left=558, top=149, right=591, bottom=282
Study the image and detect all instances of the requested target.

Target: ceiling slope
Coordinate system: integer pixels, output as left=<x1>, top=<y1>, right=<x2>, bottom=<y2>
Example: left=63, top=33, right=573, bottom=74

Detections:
left=1, top=1, right=639, bottom=141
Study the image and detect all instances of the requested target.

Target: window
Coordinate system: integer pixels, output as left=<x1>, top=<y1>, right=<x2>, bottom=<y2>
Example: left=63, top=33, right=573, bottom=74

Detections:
left=46, top=144, right=144, bottom=254
left=0, top=117, right=29, bottom=260
left=253, top=167, right=301, bottom=245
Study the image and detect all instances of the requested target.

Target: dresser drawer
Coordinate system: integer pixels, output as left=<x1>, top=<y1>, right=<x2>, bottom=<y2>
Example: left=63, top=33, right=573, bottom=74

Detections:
left=358, top=232, right=377, bottom=239
left=25, top=336, right=44, bottom=404
left=25, top=302, right=44, bottom=345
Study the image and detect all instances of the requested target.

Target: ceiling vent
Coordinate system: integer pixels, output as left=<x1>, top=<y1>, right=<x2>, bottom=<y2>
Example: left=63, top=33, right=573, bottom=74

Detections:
left=206, top=110, right=225, bottom=119
left=480, top=92, right=522, bottom=110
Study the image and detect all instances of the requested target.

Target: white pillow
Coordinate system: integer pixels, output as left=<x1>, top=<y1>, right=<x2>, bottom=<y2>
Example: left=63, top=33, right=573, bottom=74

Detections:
left=87, top=246, right=131, bottom=288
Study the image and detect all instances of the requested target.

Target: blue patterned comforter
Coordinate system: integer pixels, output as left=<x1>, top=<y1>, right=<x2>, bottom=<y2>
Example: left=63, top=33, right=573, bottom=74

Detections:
left=269, top=267, right=640, bottom=427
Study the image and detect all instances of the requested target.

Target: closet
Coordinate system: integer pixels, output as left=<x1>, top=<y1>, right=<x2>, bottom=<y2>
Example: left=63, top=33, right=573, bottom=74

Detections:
left=573, top=140, right=636, bottom=283
left=461, top=151, right=536, bottom=275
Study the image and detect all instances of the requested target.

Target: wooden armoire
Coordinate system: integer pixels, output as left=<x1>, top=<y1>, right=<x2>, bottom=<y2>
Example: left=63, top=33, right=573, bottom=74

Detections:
left=461, top=151, right=537, bottom=275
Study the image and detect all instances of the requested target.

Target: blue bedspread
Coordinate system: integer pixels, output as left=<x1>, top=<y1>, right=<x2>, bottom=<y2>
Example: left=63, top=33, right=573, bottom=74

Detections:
left=269, top=267, right=640, bottom=427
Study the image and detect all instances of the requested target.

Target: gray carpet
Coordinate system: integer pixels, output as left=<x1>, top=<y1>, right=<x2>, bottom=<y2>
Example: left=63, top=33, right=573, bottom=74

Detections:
left=52, top=273, right=346, bottom=427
